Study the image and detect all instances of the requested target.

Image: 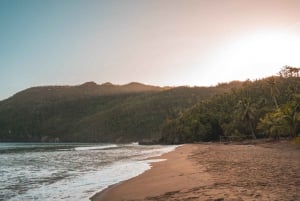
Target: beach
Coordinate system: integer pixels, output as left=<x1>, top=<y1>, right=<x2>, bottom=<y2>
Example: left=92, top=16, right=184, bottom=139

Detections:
left=91, top=141, right=300, bottom=201
left=0, top=143, right=176, bottom=201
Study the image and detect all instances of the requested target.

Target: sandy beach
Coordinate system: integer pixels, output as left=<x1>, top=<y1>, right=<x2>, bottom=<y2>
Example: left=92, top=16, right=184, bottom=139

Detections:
left=91, top=141, right=300, bottom=201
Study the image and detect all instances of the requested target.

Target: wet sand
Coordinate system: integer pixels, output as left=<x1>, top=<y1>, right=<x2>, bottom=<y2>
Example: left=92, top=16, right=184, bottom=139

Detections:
left=91, top=141, right=300, bottom=201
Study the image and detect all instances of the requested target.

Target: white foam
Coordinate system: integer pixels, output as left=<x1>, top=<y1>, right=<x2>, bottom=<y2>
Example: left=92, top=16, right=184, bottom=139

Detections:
left=8, top=161, right=151, bottom=201
left=74, top=144, right=118, bottom=151
left=1, top=143, right=178, bottom=201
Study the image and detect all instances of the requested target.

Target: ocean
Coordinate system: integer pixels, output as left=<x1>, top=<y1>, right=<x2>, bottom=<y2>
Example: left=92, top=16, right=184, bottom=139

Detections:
left=0, top=143, right=177, bottom=201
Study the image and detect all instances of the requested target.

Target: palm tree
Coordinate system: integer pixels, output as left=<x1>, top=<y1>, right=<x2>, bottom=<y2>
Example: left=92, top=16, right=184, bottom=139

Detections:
left=257, top=110, right=282, bottom=139
left=279, top=66, right=300, bottom=78
left=258, top=95, right=300, bottom=139
left=236, top=99, right=257, bottom=139
left=279, top=98, right=300, bottom=138
left=267, top=77, right=279, bottom=109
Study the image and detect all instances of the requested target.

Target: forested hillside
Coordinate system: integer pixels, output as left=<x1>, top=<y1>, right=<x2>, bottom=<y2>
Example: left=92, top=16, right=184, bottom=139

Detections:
left=0, top=82, right=237, bottom=142
left=159, top=67, right=300, bottom=144
left=1, top=67, right=298, bottom=144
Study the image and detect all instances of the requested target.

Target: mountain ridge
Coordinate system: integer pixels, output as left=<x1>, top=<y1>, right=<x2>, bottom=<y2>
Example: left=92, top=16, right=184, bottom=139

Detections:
left=8, top=82, right=167, bottom=103
left=0, top=81, right=241, bottom=142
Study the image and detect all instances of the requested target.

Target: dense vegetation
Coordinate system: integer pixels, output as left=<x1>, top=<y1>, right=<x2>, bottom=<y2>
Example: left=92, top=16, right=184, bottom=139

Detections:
left=1, top=66, right=299, bottom=144
left=0, top=82, right=235, bottom=142
left=159, top=67, right=300, bottom=144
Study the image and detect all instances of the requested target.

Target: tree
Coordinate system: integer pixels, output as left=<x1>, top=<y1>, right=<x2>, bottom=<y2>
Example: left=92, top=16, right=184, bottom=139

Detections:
left=279, top=66, right=300, bottom=78
left=267, top=77, right=280, bottom=108
left=279, top=96, right=300, bottom=137
left=257, top=95, right=300, bottom=139
left=257, top=110, right=282, bottom=139
left=236, top=99, right=257, bottom=139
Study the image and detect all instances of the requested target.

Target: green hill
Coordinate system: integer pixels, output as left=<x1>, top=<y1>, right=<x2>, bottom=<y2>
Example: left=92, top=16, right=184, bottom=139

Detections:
left=4, top=69, right=297, bottom=145
left=159, top=76, right=300, bottom=144
left=0, top=82, right=238, bottom=142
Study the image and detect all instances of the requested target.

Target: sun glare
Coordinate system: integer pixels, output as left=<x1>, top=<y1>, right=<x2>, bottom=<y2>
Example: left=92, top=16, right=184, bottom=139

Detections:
left=207, top=30, right=300, bottom=83
left=234, top=31, right=300, bottom=63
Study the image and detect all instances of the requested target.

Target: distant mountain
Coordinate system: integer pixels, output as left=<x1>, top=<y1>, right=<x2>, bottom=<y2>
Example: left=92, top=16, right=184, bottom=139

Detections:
left=10, top=82, right=165, bottom=103
left=0, top=81, right=241, bottom=143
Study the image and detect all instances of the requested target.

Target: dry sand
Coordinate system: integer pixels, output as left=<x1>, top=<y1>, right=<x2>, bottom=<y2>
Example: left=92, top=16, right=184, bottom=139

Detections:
left=91, top=141, right=300, bottom=201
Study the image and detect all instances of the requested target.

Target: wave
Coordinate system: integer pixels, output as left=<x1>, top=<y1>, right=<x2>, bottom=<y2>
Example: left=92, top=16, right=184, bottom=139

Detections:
left=74, top=144, right=118, bottom=151
left=2, top=143, right=177, bottom=201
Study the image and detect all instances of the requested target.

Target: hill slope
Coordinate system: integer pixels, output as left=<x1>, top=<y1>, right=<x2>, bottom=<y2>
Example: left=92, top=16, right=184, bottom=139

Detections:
left=0, top=82, right=239, bottom=142
left=159, top=77, right=300, bottom=144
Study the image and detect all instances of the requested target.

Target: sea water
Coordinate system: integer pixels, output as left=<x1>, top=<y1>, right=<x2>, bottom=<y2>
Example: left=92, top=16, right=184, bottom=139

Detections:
left=0, top=143, right=177, bottom=201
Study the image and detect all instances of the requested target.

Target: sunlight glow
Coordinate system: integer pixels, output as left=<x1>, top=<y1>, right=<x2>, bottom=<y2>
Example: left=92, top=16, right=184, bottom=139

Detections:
left=206, top=30, right=300, bottom=83
left=230, top=31, right=300, bottom=65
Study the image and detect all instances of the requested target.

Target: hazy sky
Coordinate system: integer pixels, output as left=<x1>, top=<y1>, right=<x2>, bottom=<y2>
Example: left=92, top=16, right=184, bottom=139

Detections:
left=1, top=0, right=300, bottom=100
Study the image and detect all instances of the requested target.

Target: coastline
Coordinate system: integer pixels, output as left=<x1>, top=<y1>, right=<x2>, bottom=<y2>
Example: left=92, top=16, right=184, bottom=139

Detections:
left=90, top=144, right=211, bottom=201
left=91, top=141, right=300, bottom=201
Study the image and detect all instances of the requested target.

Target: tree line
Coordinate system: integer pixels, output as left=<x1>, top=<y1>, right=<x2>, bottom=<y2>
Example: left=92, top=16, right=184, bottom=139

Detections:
left=0, top=66, right=298, bottom=143
left=159, top=66, right=300, bottom=144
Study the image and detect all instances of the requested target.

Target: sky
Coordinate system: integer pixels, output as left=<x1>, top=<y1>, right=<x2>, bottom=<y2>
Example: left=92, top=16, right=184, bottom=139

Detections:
left=1, top=0, right=300, bottom=100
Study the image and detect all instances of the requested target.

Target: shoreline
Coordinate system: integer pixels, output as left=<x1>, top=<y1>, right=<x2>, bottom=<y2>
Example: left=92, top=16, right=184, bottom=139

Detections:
left=88, top=144, right=178, bottom=201
left=88, top=157, right=169, bottom=201
left=90, top=144, right=208, bottom=201
left=91, top=141, right=300, bottom=201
